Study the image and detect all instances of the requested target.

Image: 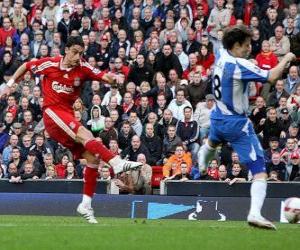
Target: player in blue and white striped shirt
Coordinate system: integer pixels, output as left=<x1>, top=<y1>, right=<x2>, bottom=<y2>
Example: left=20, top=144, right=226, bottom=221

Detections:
left=198, top=25, right=295, bottom=230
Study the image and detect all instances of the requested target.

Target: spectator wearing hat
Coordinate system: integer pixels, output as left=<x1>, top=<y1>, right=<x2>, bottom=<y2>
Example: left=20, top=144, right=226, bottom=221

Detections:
left=266, top=152, right=287, bottom=181
left=279, top=107, right=292, bottom=133
left=57, top=9, right=71, bottom=44
left=287, top=151, right=300, bottom=181
left=264, top=136, right=281, bottom=164
left=193, top=94, right=215, bottom=142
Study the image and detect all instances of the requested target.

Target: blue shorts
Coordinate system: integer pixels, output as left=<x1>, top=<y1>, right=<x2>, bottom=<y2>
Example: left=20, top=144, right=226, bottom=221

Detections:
left=209, top=116, right=266, bottom=175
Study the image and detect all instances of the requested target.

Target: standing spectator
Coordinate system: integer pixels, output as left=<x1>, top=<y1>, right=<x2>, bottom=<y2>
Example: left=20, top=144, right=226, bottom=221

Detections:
left=136, top=153, right=152, bottom=193
left=269, top=25, right=290, bottom=62
left=162, top=124, right=182, bottom=160
left=168, top=89, right=192, bottom=121
left=57, top=9, right=71, bottom=44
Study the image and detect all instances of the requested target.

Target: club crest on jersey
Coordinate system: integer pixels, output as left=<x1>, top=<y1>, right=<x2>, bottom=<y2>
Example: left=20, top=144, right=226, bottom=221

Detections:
left=74, top=77, right=81, bottom=86
left=69, top=122, right=76, bottom=129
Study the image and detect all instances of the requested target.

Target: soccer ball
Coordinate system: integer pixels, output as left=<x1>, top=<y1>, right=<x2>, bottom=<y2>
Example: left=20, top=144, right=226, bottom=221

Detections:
left=284, top=197, right=300, bottom=223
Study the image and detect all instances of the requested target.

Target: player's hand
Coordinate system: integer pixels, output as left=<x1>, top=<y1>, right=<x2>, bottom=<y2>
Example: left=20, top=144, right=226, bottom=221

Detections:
left=284, top=52, right=296, bottom=62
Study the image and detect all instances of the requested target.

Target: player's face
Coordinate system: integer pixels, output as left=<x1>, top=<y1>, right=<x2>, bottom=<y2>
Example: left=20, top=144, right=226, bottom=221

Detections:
left=237, top=38, right=251, bottom=58
left=65, top=45, right=84, bottom=67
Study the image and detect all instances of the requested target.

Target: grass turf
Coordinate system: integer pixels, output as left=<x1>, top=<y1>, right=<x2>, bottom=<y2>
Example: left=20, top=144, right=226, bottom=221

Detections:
left=0, top=216, right=299, bottom=250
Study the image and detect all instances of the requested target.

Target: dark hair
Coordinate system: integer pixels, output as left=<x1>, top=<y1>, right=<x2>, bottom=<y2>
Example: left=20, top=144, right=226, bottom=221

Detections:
left=222, top=25, right=252, bottom=50
left=184, top=106, right=192, bottom=112
left=65, top=36, right=84, bottom=48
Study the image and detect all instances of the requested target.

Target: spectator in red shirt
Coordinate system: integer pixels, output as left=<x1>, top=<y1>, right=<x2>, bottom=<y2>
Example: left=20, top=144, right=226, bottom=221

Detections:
left=55, top=154, right=70, bottom=179
left=197, top=44, right=215, bottom=74
left=0, top=17, right=16, bottom=47
left=256, top=40, right=278, bottom=70
left=207, top=158, right=219, bottom=180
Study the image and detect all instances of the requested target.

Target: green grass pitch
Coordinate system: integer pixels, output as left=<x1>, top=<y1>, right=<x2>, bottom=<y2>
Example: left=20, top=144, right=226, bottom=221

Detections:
left=0, top=216, right=299, bottom=250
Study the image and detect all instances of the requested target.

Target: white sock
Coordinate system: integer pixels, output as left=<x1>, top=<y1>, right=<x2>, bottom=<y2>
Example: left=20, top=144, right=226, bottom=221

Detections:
left=82, top=194, right=92, bottom=208
left=198, top=142, right=216, bottom=171
left=249, top=179, right=267, bottom=217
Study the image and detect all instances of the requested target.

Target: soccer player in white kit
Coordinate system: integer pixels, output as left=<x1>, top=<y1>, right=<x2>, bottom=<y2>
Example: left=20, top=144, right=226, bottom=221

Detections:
left=198, top=25, right=296, bottom=229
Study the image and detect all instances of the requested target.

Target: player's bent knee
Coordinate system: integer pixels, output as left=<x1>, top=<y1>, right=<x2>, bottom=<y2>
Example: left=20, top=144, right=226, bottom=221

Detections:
left=76, top=126, right=94, bottom=144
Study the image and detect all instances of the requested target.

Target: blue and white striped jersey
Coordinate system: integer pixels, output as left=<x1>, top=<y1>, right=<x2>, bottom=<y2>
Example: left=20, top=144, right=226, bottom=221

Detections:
left=211, top=49, right=269, bottom=118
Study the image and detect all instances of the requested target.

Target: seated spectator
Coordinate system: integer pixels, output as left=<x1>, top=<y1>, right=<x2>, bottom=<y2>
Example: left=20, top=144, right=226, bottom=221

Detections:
left=128, top=111, right=143, bottom=137
left=163, top=144, right=192, bottom=178
left=55, top=154, right=69, bottom=179
left=2, top=134, right=19, bottom=166
left=86, top=105, right=105, bottom=137
left=207, top=159, right=219, bottom=180
left=267, top=79, right=289, bottom=108
left=121, top=135, right=151, bottom=164
left=118, top=121, right=136, bottom=150
left=0, top=165, right=5, bottom=178
left=284, top=65, right=300, bottom=94
left=177, top=106, right=199, bottom=165
left=65, top=161, right=78, bottom=180
left=267, top=170, right=281, bottom=181
left=137, top=153, right=152, bottom=190
left=255, top=40, right=278, bottom=70
left=264, top=136, right=281, bottom=164
left=269, top=25, right=290, bottom=62
left=287, top=84, right=300, bottom=111
left=280, top=137, right=298, bottom=164
left=99, top=166, right=111, bottom=181
left=8, top=146, right=23, bottom=170
left=109, top=139, right=122, bottom=156
left=136, top=96, right=153, bottom=124
left=280, top=107, right=292, bottom=133
left=267, top=152, right=287, bottom=181
left=99, top=117, right=118, bottom=148
left=20, top=161, right=39, bottom=180
left=218, top=164, right=227, bottom=181
left=141, top=123, right=162, bottom=165
left=162, top=124, right=182, bottom=161
left=226, top=163, right=248, bottom=184
left=174, top=161, right=191, bottom=181
left=168, top=89, right=192, bottom=121
left=44, top=166, right=57, bottom=180
left=197, top=44, right=215, bottom=74
left=7, top=162, right=22, bottom=183
left=101, top=85, right=122, bottom=107
left=256, top=107, right=285, bottom=149
left=193, top=94, right=215, bottom=141
left=288, top=152, right=300, bottom=181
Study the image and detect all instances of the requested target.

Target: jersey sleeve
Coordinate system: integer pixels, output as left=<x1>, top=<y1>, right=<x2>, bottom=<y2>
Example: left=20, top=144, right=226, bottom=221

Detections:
left=236, top=58, right=269, bottom=83
left=81, top=61, right=105, bottom=81
left=25, top=57, right=55, bottom=75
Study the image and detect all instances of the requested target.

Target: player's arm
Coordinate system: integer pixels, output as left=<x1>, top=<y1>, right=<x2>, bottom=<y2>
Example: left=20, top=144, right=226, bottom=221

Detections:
left=82, top=61, right=117, bottom=84
left=0, top=62, right=27, bottom=97
left=268, top=52, right=296, bottom=83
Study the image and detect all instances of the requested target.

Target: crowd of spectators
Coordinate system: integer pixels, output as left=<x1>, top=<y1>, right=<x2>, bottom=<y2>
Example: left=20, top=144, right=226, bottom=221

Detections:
left=1, top=0, right=300, bottom=195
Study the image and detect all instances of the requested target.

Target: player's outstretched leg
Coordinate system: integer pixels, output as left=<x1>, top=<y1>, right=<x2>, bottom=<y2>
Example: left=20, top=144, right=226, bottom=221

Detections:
left=84, top=139, right=142, bottom=173
left=198, top=140, right=217, bottom=172
left=247, top=174, right=276, bottom=230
